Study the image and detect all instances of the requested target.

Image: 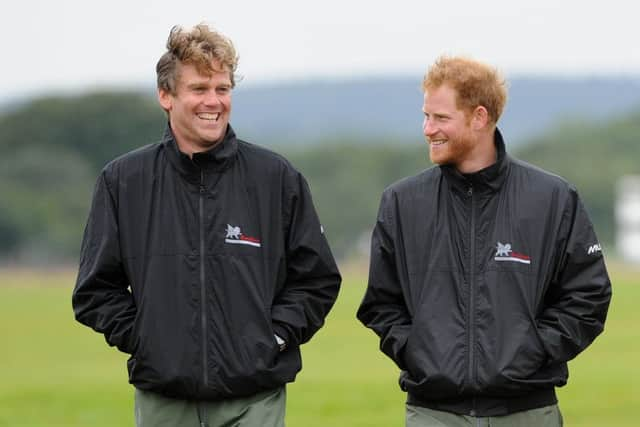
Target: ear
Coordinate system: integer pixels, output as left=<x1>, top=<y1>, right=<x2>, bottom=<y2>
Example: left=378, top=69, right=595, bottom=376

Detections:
left=470, top=106, right=490, bottom=130
left=158, top=88, right=173, bottom=113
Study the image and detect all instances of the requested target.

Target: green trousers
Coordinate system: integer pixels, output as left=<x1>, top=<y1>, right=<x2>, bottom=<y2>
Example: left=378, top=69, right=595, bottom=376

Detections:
left=134, top=386, right=286, bottom=427
left=406, top=404, right=563, bottom=427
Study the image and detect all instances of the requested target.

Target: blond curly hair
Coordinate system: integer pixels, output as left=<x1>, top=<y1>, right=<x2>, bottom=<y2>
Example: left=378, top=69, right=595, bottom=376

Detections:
left=156, top=23, right=239, bottom=94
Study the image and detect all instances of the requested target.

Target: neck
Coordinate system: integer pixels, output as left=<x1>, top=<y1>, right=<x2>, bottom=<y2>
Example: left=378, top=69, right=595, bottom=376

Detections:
left=170, top=123, right=225, bottom=159
left=176, top=139, right=222, bottom=159
left=456, top=131, right=497, bottom=174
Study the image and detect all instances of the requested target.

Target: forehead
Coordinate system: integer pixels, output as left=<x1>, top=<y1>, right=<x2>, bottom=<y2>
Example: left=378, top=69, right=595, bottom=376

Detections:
left=423, top=84, right=459, bottom=111
left=176, top=61, right=232, bottom=85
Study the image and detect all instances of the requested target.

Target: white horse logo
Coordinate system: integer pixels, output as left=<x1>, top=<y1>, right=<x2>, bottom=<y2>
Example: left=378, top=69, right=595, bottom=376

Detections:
left=226, top=224, right=241, bottom=239
left=496, top=242, right=512, bottom=257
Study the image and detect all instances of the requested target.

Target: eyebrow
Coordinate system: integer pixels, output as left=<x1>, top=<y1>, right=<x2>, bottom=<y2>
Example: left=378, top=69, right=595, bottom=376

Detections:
left=423, top=111, right=450, bottom=118
left=187, top=81, right=232, bottom=88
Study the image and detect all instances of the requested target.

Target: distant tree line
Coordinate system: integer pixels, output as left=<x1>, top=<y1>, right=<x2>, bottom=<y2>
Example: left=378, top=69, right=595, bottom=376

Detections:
left=0, top=92, right=164, bottom=263
left=0, top=91, right=638, bottom=264
left=514, top=112, right=640, bottom=249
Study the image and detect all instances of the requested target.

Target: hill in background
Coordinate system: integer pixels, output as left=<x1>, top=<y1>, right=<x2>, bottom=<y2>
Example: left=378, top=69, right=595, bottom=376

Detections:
left=231, top=76, right=640, bottom=146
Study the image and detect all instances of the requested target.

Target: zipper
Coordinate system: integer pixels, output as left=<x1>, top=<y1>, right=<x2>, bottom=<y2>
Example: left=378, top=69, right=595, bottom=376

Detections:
left=467, top=185, right=477, bottom=416
left=199, top=169, right=208, bottom=388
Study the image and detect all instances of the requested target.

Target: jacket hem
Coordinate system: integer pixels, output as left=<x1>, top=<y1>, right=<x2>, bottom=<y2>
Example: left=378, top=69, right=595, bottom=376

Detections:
left=407, top=388, right=557, bottom=417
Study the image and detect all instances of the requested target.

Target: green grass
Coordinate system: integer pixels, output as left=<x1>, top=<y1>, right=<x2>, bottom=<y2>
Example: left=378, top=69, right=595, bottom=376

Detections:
left=0, top=265, right=637, bottom=426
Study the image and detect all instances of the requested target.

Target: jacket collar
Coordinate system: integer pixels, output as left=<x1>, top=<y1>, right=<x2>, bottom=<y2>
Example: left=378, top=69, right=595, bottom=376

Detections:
left=440, top=128, right=510, bottom=195
left=162, top=123, right=238, bottom=179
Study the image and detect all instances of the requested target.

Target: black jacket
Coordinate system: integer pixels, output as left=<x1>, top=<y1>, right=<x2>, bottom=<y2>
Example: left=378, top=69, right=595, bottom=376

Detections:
left=357, top=130, right=611, bottom=416
left=73, top=125, right=341, bottom=400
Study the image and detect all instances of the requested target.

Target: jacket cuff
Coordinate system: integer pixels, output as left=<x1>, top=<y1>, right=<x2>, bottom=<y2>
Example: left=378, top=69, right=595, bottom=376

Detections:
left=272, top=322, right=292, bottom=350
left=381, top=324, right=412, bottom=371
left=115, top=327, right=137, bottom=355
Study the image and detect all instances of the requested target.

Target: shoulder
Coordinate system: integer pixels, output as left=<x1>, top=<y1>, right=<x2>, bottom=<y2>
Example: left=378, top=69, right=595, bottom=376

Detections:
left=101, top=142, right=163, bottom=184
left=236, top=138, right=302, bottom=179
left=237, top=139, right=293, bottom=166
left=383, top=165, right=441, bottom=200
left=508, top=156, right=576, bottom=195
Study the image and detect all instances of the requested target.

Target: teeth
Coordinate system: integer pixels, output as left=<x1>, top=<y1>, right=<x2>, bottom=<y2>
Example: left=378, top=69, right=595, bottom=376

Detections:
left=198, top=112, right=220, bottom=121
left=430, top=140, right=447, bottom=146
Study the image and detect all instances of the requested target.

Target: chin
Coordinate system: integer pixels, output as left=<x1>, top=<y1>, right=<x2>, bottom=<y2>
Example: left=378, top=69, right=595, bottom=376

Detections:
left=429, top=154, right=447, bottom=165
left=203, top=133, right=223, bottom=144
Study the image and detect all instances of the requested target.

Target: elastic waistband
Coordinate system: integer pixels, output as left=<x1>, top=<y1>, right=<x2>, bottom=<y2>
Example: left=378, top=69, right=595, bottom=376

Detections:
left=407, top=388, right=557, bottom=417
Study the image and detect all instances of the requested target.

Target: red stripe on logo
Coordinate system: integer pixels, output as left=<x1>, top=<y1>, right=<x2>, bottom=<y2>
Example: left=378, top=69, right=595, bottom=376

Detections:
left=240, top=235, right=261, bottom=244
left=511, top=252, right=530, bottom=261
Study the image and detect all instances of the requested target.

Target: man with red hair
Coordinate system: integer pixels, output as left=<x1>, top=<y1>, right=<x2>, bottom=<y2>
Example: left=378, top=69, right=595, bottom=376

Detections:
left=358, top=56, right=611, bottom=426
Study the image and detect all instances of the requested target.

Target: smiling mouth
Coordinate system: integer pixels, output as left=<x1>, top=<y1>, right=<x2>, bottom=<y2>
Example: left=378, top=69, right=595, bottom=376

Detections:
left=197, top=112, right=220, bottom=121
left=430, top=139, right=447, bottom=146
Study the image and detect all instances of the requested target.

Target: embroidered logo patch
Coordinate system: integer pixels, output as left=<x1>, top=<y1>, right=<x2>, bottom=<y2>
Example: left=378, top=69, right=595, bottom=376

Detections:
left=494, top=242, right=531, bottom=264
left=587, top=243, right=602, bottom=255
left=225, top=224, right=261, bottom=248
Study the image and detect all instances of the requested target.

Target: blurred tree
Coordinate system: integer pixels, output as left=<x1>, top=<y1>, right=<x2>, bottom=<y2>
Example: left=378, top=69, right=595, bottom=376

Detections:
left=0, top=91, right=163, bottom=262
left=0, top=91, right=165, bottom=173
left=514, top=110, right=640, bottom=247
left=283, top=141, right=429, bottom=258
left=0, top=145, right=94, bottom=262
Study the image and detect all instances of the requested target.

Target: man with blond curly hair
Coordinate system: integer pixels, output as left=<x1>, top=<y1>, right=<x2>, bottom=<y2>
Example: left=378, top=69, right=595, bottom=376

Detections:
left=358, top=56, right=611, bottom=426
left=73, top=24, right=341, bottom=427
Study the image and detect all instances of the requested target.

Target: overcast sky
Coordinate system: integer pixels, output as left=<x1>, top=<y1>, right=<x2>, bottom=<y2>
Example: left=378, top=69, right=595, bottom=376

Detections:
left=4, top=0, right=640, bottom=100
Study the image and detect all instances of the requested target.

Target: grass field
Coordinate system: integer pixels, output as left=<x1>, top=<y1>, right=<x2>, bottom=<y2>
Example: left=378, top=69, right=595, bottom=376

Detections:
left=0, top=264, right=638, bottom=426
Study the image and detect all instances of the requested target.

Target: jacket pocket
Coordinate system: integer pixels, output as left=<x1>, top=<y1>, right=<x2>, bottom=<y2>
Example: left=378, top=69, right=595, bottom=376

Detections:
left=399, top=270, right=467, bottom=399
left=479, top=321, right=560, bottom=396
left=212, top=324, right=291, bottom=396
left=399, top=319, right=466, bottom=399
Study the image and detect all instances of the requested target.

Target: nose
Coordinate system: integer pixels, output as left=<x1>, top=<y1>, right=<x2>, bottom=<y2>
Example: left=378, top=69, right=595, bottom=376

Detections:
left=423, top=117, right=437, bottom=138
left=204, top=90, right=222, bottom=107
